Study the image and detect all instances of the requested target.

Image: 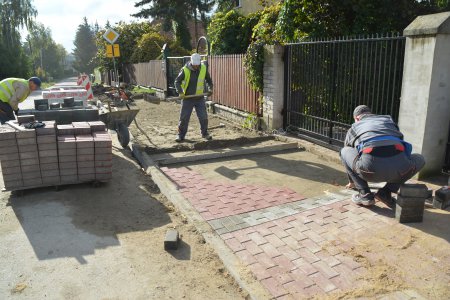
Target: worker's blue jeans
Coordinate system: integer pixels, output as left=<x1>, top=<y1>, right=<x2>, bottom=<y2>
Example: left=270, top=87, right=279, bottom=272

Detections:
left=177, top=98, right=208, bottom=139
left=340, top=146, right=425, bottom=193
left=0, top=101, right=15, bottom=124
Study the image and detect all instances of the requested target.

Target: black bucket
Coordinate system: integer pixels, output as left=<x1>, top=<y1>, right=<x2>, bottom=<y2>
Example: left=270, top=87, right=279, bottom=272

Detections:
left=74, top=100, right=83, bottom=107
left=64, top=97, right=75, bottom=107
left=34, top=99, right=48, bottom=110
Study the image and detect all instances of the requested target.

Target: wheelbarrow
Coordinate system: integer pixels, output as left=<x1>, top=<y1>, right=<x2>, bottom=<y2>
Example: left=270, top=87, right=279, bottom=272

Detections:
left=99, top=108, right=139, bottom=148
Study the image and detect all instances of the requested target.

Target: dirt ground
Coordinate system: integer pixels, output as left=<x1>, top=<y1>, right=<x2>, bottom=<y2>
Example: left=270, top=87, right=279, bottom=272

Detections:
left=0, top=138, right=245, bottom=300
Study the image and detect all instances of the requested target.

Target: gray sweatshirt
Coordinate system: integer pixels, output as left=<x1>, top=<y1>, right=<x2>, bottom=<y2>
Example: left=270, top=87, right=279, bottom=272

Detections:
left=174, top=62, right=213, bottom=97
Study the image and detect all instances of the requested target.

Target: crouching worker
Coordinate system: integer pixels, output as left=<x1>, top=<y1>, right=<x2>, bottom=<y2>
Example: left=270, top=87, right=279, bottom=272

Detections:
left=340, top=105, right=425, bottom=206
left=0, top=77, right=41, bottom=124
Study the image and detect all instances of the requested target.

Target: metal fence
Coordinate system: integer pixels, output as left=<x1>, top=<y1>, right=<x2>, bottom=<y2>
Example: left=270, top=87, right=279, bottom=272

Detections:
left=209, top=54, right=260, bottom=114
left=284, top=33, right=406, bottom=147
left=123, top=60, right=167, bottom=90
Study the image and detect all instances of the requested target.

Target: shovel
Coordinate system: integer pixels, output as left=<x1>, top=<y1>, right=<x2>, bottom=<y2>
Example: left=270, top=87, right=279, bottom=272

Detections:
left=166, top=93, right=210, bottom=101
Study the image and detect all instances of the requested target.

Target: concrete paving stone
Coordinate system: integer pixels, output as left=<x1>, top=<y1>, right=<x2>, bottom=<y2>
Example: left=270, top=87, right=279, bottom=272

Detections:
left=77, top=147, right=94, bottom=155
left=41, top=169, right=59, bottom=177
left=243, top=240, right=264, bottom=256
left=39, top=149, right=57, bottom=158
left=60, top=168, right=77, bottom=176
left=78, top=173, right=96, bottom=182
left=60, top=174, right=78, bottom=183
left=224, top=222, right=248, bottom=232
left=38, top=143, right=57, bottom=151
left=57, top=125, right=75, bottom=136
left=95, top=167, right=112, bottom=174
left=214, top=227, right=229, bottom=235
left=94, top=160, right=112, bottom=167
left=225, top=237, right=245, bottom=252
left=303, top=230, right=326, bottom=244
left=58, top=148, right=76, bottom=156
left=267, top=266, right=295, bottom=285
left=261, top=277, right=289, bottom=298
left=308, top=272, right=337, bottom=293
left=0, top=146, right=19, bottom=154
left=88, top=121, right=106, bottom=132
left=23, top=177, right=42, bottom=187
left=262, top=211, right=278, bottom=220
left=312, top=260, right=340, bottom=279
left=3, top=172, right=23, bottom=181
left=233, top=231, right=252, bottom=244
left=285, top=228, right=308, bottom=241
left=281, top=236, right=302, bottom=250
left=0, top=125, right=17, bottom=140
left=16, top=137, right=36, bottom=146
left=94, top=140, right=113, bottom=148
left=207, top=219, right=224, bottom=230
left=15, top=129, right=36, bottom=139
left=296, top=247, right=321, bottom=264
left=58, top=155, right=76, bottom=163
left=398, top=184, right=428, bottom=198
left=276, top=245, right=300, bottom=261
left=235, top=249, right=257, bottom=266
left=77, top=154, right=94, bottom=161
left=273, top=255, right=296, bottom=272
left=260, top=242, right=282, bottom=258
left=42, top=176, right=60, bottom=185
left=334, top=253, right=361, bottom=270
left=18, top=143, right=38, bottom=153
left=78, top=167, right=95, bottom=175
left=95, top=173, right=112, bottom=181
left=0, top=159, right=21, bottom=168
left=36, top=125, right=56, bottom=136
left=72, top=122, right=91, bottom=135
left=20, top=157, right=40, bottom=166
left=77, top=161, right=94, bottom=168
left=268, top=225, right=290, bottom=239
left=249, top=263, right=271, bottom=280
left=75, top=137, right=94, bottom=149
left=22, top=170, right=41, bottom=180
left=95, top=153, right=113, bottom=161
left=94, top=147, right=111, bottom=154
left=4, top=179, right=23, bottom=189
left=265, top=234, right=287, bottom=248
left=1, top=165, right=21, bottom=175
left=37, top=135, right=57, bottom=144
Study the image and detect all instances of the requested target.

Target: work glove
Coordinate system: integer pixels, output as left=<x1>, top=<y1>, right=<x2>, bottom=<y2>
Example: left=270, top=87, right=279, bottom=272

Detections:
left=207, top=89, right=213, bottom=97
left=14, top=109, right=19, bottom=116
left=179, top=93, right=186, bottom=100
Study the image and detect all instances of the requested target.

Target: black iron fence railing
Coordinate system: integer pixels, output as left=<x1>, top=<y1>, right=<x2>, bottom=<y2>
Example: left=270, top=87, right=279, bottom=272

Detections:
left=284, top=33, right=406, bottom=148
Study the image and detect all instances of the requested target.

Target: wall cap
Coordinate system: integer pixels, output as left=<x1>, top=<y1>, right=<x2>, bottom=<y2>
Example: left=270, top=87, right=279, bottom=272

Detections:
left=404, top=11, right=450, bottom=36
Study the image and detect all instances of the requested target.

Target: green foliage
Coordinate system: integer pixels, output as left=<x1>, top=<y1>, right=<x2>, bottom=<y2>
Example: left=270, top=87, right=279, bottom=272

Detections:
left=243, top=42, right=265, bottom=93
left=73, top=17, right=97, bottom=74
left=242, top=112, right=258, bottom=130
left=251, top=3, right=281, bottom=44
left=131, top=32, right=166, bottom=62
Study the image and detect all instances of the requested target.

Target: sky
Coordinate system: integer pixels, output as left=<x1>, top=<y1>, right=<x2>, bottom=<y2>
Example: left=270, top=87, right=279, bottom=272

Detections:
left=21, top=0, right=142, bottom=53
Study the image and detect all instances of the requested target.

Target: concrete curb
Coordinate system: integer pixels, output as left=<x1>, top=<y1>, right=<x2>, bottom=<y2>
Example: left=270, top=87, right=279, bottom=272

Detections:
left=131, top=145, right=272, bottom=300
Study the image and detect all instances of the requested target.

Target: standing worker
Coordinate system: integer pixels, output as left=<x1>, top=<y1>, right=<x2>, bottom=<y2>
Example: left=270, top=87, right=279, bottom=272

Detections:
left=0, top=77, right=41, bottom=124
left=340, top=105, right=425, bottom=206
left=174, top=53, right=213, bottom=142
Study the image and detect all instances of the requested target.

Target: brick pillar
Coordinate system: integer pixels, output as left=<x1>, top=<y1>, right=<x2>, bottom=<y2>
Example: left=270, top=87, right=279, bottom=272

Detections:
left=398, top=12, right=450, bottom=178
left=262, top=45, right=284, bottom=131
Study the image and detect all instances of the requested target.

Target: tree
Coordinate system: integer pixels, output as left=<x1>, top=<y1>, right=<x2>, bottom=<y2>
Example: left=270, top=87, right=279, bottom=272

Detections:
left=0, top=0, right=36, bottom=78
left=73, top=17, right=97, bottom=73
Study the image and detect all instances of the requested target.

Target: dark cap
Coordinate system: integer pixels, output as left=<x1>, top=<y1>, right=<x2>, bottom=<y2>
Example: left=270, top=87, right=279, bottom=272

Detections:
left=28, top=77, right=42, bottom=87
left=353, top=105, right=371, bottom=117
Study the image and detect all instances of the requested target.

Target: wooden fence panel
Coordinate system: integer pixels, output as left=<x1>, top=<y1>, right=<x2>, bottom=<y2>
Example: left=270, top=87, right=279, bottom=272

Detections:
left=123, top=60, right=167, bottom=90
left=209, top=55, right=260, bottom=115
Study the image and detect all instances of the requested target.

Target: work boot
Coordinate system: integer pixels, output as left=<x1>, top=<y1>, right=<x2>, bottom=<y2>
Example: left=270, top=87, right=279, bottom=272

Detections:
left=352, top=192, right=375, bottom=206
left=374, top=188, right=394, bottom=207
left=202, top=134, right=212, bottom=141
left=175, top=135, right=184, bottom=142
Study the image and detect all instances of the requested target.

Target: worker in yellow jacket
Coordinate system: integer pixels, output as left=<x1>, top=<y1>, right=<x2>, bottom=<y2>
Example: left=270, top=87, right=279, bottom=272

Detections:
left=0, top=77, right=41, bottom=124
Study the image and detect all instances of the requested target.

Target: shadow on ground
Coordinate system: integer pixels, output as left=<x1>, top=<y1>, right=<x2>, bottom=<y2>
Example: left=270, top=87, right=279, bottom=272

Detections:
left=8, top=150, right=171, bottom=264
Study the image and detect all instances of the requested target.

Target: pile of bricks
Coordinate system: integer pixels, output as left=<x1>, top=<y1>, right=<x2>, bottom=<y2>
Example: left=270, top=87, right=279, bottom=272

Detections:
left=395, top=184, right=428, bottom=223
left=0, top=120, right=112, bottom=191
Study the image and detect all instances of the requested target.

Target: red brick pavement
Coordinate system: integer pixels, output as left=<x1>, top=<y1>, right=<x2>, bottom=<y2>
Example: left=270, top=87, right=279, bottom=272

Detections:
left=161, top=167, right=306, bottom=220
left=223, top=201, right=397, bottom=299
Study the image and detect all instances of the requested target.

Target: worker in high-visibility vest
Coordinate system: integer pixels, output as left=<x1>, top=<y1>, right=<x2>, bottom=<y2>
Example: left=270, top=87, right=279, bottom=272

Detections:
left=174, top=53, right=213, bottom=142
left=0, top=77, right=41, bottom=124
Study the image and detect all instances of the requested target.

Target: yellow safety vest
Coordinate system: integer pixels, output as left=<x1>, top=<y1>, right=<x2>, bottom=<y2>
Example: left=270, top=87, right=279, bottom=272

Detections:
left=0, top=78, right=30, bottom=104
left=181, top=64, right=207, bottom=95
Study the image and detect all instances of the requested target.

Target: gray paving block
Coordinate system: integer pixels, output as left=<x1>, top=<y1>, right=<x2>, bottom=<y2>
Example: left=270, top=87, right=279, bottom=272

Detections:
left=77, top=161, right=94, bottom=168
left=95, top=153, right=113, bottom=161
left=40, top=156, right=58, bottom=164
left=94, top=140, right=112, bottom=148
left=396, top=195, right=426, bottom=208
left=88, top=121, right=106, bottom=132
left=435, top=187, right=450, bottom=202
left=19, top=152, right=39, bottom=160
left=60, top=168, right=77, bottom=176
left=57, top=135, right=76, bottom=149
left=0, top=138, right=17, bottom=147
left=4, top=179, right=23, bottom=189
left=42, top=176, right=60, bottom=185
left=37, top=135, right=57, bottom=144
left=22, top=170, right=41, bottom=180
left=17, top=115, right=35, bottom=124
left=58, top=148, right=76, bottom=156
left=60, top=175, right=78, bottom=183
left=395, top=205, right=424, bottom=223
left=23, top=178, right=42, bottom=187
left=38, top=143, right=57, bottom=151
left=95, top=160, right=112, bottom=167
left=78, top=167, right=95, bottom=175
left=399, top=184, right=428, bottom=198
left=72, top=122, right=91, bottom=135
left=208, top=219, right=225, bottom=230
left=0, top=125, right=17, bottom=140
left=17, top=137, right=36, bottom=146
left=0, top=146, right=18, bottom=154
left=77, top=148, right=94, bottom=155
left=0, top=159, right=20, bottom=168
left=59, top=162, right=77, bottom=169
left=77, top=154, right=94, bottom=161
left=96, top=167, right=112, bottom=174
left=39, top=150, right=58, bottom=158
left=76, top=141, right=94, bottom=149
left=215, top=227, right=229, bottom=235
left=41, top=169, right=59, bottom=177
left=94, top=147, right=111, bottom=154
left=15, top=129, right=36, bottom=139
left=21, top=164, right=41, bottom=172
left=20, top=158, right=40, bottom=166
left=59, top=155, right=76, bottom=163
left=1, top=165, right=21, bottom=175
left=36, top=127, right=56, bottom=136
left=95, top=173, right=112, bottom=181
left=40, top=162, right=59, bottom=171
left=3, top=172, right=23, bottom=181
left=57, top=125, right=75, bottom=136
left=164, top=230, right=179, bottom=250
left=78, top=173, right=95, bottom=181
left=18, top=144, right=38, bottom=153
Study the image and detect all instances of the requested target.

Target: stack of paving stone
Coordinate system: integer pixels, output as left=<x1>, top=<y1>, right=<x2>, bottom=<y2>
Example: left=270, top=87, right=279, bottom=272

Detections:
left=0, top=120, right=112, bottom=191
left=37, top=121, right=59, bottom=185
left=395, top=184, right=428, bottom=223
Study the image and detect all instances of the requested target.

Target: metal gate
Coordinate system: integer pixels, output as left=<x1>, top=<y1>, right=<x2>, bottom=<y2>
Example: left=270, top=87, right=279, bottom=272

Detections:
left=284, top=34, right=406, bottom=149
